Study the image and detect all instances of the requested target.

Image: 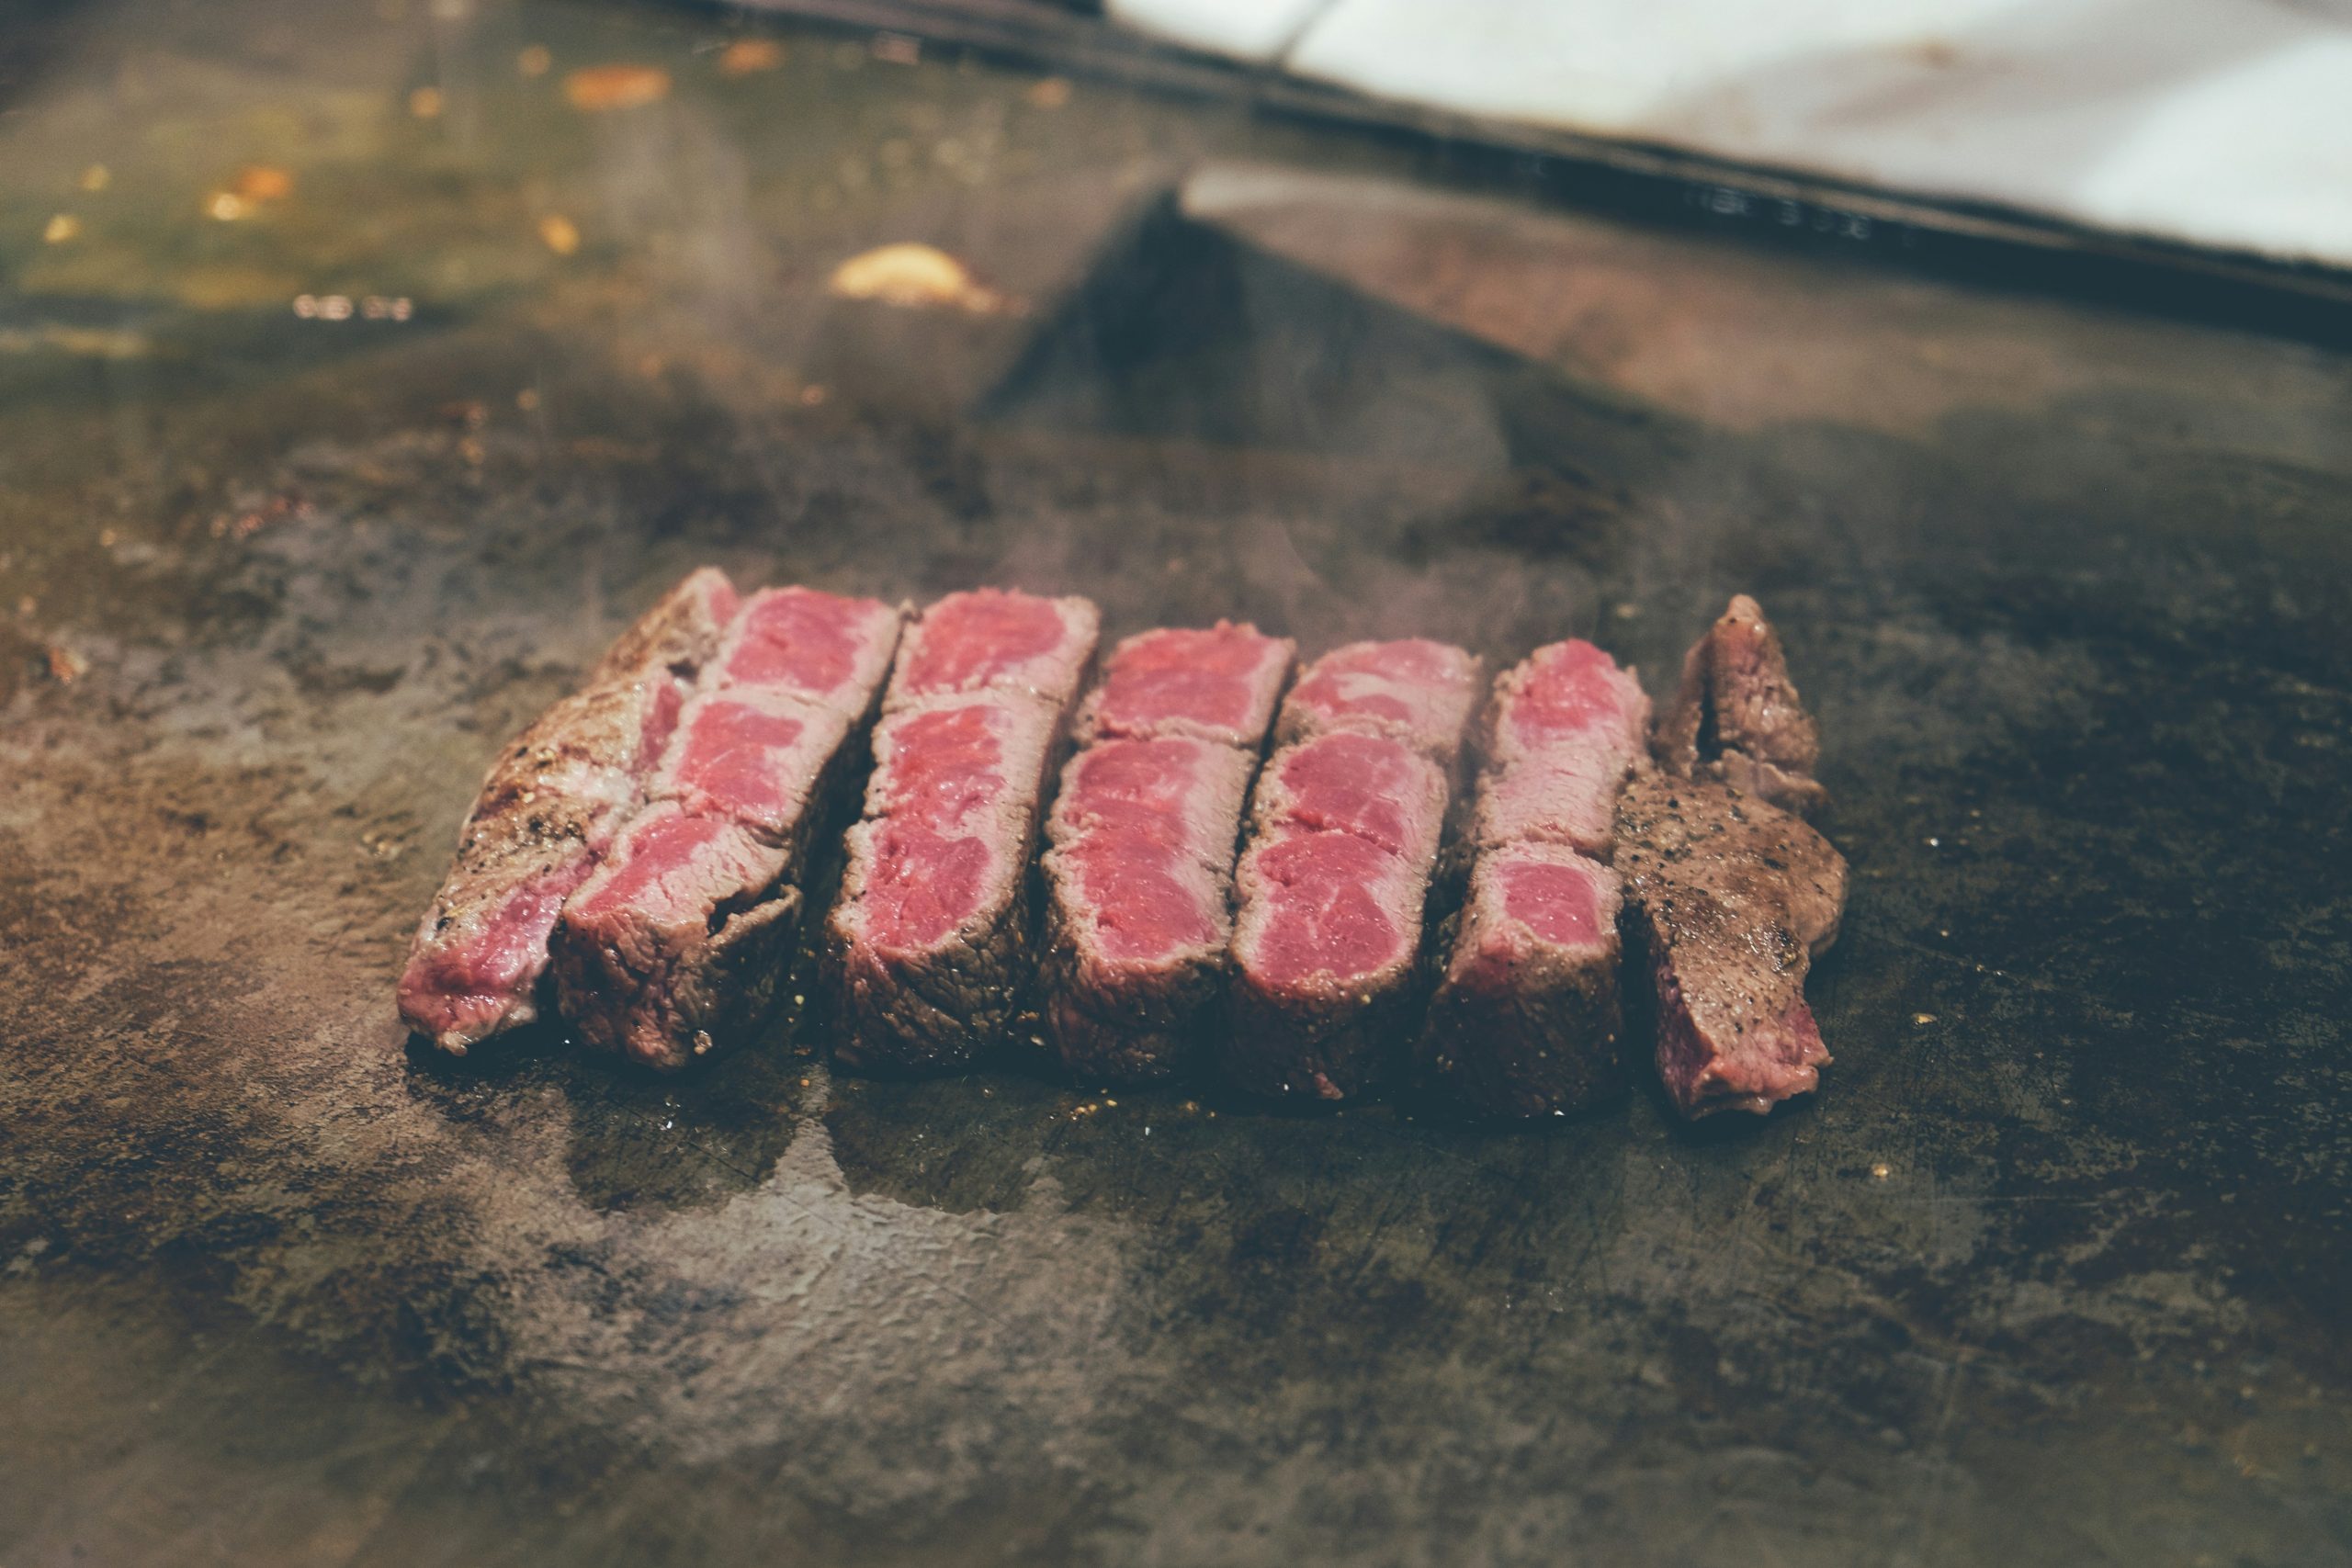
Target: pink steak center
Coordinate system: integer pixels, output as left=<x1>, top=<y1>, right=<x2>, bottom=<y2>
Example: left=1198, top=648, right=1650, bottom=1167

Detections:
left=1063, top=738, right=1204, bottom=850
left=1067, top=829, right=1216, bottom=962
left=1273, top=732, right=1422, bottom=852
left=1251, top=831, right=1404, bottom=987
left=1288, top=640, right=1463, bottom=728
left=1096, top=626, right=1272, bottom=734
left=1509, top=640, right=1635, bottom=744
left=1498, top=859, right=1603, bottom=947
left=670, top=701, right=806, bottom=820
left=723, top=587, right=876, bottom=697
left=901, top=592, right=1068, bottom=693
left=878, top=705, right=1006, bottom=830
left=861, top=822, right=994, bottom=950
left=570, top=812, right=732, bottom=921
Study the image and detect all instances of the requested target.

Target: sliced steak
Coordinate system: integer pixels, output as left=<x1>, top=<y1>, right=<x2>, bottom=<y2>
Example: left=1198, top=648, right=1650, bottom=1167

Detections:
left=1227, top=821, right=1435, bottom=1100
left=886, top=587, right=1099, bottom=712
left=1074, top=622, right=1294, bottom=748
left=1472, top=638, right=1651, bottom=860
left=1655, top=594, right=1826, bottom=818
left=831, top=695, right=1068, bottom=1072
left=1419, top=844, right=1624, bottom=1118
left=1044, top=621, right=1291, bottom=1082
left=831, top=590, right=1099, bottom=1072
left=397, top=567, right=738, bottom=1054
left=1421, top=637, right=1645, bottom=1118
left=1227, top=641, right=1476, bottom=1100
left=552, top=587, right=899, bottom=1072
left=1616, top=771, right=1849, bottom=1119
left=553, top=806, right=803, bottom=1068
left=1042, top=736, right=1261, bottom=1081
left=1273, top=637, right=1484, bottom=767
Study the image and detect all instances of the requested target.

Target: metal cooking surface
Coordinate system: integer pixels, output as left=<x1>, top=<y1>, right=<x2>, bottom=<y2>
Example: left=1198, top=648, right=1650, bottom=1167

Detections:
left=2, top=1, right=2347, bottom=1562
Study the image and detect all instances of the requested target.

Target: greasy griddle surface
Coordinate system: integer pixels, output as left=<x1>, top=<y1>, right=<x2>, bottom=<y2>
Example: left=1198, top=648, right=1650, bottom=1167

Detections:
left=2, top=3, right=2348, bottom=1563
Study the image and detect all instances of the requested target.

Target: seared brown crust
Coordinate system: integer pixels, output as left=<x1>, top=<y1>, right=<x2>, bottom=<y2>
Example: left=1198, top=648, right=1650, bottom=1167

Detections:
left=1654, top=594, right=1827, bottom=818
left=830, top=829, right=1037, bottom=1074
left=1224, top=964, right=1424, bottom=1101
left=1615, top=773, right=1848, bottom=1118
left=556, top=869, right=803, bottom=1070
left=1419, top=941, right=1623, bottom=1118
left=448, top=571, right=738, bottom=902
left=1041, top=901, right=1223, bottom=1081
left=589, top=567, right=741, bottom=682
left=1418, top=854, right=1626, bottom=1119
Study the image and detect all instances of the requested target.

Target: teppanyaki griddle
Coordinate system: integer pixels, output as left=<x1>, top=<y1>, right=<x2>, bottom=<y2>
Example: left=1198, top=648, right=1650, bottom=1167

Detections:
left=0, top=0, right=2346, bottom=1563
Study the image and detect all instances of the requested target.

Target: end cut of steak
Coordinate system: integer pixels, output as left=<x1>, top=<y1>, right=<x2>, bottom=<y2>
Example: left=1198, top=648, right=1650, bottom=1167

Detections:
left=551, top=584, right=900, bottom=1071
left=396, top=567, right=738, bottom=1054
left=1227, top=641, right=1476, bottom=1100
left=1045, top=622, right=1291, bottom=1082
left=1274, top=637, right=1484, bottom=767
left=1615, top=771, right=1849, bottom=1118
left=1655, top=594, right=1826, bottom=817
left=831, top=590, right=1100, bottom=1073
left=1472, top=638, right=1651, bottom=859
left=1419, top=844, right=1623, bottom=1118
left=1423, top=637, right=1645, bottom=1118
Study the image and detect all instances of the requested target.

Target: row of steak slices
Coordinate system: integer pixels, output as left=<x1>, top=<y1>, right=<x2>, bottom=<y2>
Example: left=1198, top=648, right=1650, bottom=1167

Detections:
left=397, top=576, right=1849, bottom=1119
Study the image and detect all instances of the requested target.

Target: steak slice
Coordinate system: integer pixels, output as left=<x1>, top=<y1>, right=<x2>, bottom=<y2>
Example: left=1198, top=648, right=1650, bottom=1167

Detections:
left=1472, top=638, right=1651, bottom=860
left=553, top=805, right=805, bottom=1068
left=1042, top=736, right=1261, bottom=1081
left=1655, top=594, right=1826, bottom=818
left=1225, top=657, right=1467, bottom=1101
left=1419, top=844, right=1624, bottom=1118
left=1043, top=621, right=1290, bottom=1082
left=550, top=587, right=899, bottom=1070
left=1074, top=622, right=1294, bottom=748
left=830, top=590, right=1099, bottom=1073
left=397, top=567, right=738, bottom=1054
left=1615, top=771, right=1849, bottom=1118
left=886, top=588, right=1100, bottom=713
left=1422, top=637, right=1645, bottom=1118
left=1273, top=637, right=1484, bottom=767
left=830, top=696, right=1067, bottom=1073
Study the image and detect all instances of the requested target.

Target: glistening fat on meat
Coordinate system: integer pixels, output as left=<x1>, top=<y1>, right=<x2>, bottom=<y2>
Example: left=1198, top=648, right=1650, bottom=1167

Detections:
left=829, top=590, right=1101, bottom=1073
left=1042, top=624, right=1293, bottom=1082
left=395, top=567, right=739, bottom=1054
left=550, top=588, right=904, bottom=1071
left=1224, top=639, right=1481, bottom=1100
left=1420, top=637, right=1648, bottom=1118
